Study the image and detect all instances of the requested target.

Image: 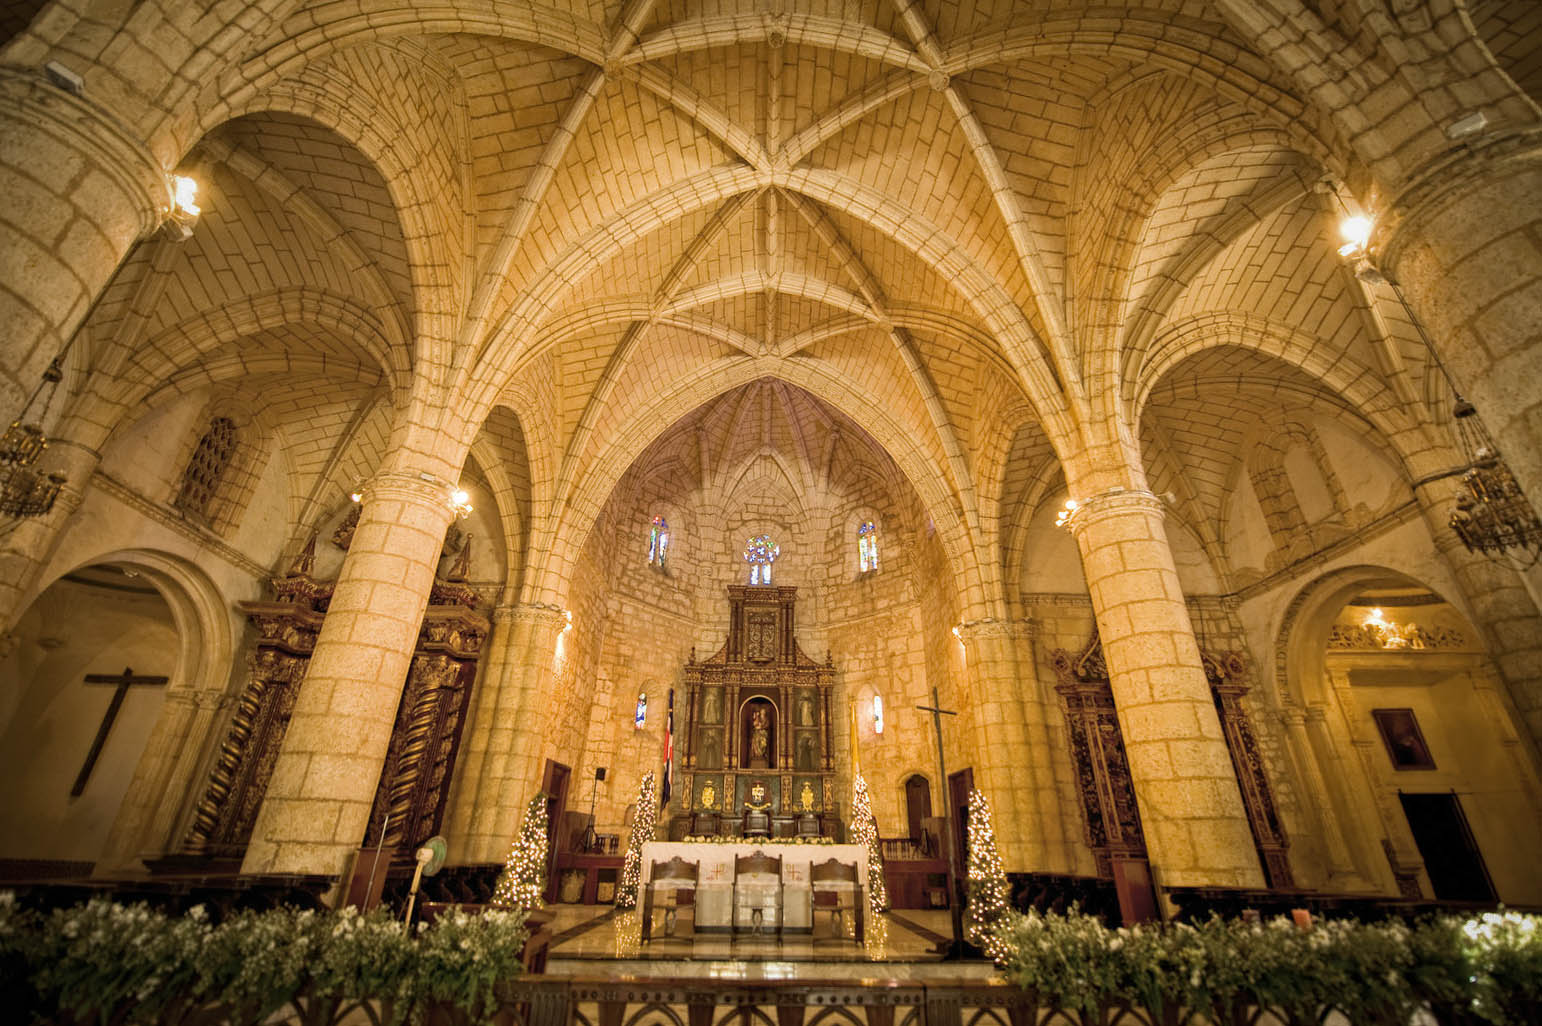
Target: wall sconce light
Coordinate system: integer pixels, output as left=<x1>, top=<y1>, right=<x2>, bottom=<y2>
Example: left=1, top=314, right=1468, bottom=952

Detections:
left=1337, top=214, right=1372, bottom=258
left=1054, top=498, right=1078, bottom=529
left=872, top=694, right=884, bottom=735
left=164, top=174, right=201, bottom=240
left=449, top=487, right=473, bottom=519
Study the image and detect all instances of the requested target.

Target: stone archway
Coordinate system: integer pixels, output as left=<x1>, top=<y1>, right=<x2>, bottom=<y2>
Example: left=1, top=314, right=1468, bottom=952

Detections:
left=0, top=549, right=236, bottom=877
left=1276, top=565, right=1542, bottom=904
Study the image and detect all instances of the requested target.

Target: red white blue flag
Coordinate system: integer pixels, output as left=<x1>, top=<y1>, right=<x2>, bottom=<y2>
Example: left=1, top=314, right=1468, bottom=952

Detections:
left=660, top=688, right=674, bottom=806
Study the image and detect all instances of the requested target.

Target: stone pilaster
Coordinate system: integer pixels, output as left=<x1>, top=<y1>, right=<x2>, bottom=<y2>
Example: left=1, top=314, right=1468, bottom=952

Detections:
left=955, top=617, right=1064, bottom=871
left=1067, top=488, right=1264, bottom=888
left=1278, top=704, right=1369, bottom=891
left=456, top=603, right=568, bottom=862
left=1379, top=150, right=1542, bottom=508
left=241, top=471, right=457, bottom=877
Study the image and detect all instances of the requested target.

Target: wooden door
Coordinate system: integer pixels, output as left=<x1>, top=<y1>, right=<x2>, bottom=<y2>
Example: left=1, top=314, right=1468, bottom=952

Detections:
left=947, top=767, right=973, bottom=903
left=1399, top=792, right=1495, bottom=902
left=541, top=760, right=571, bottom=902
left=905, top=774, right=933, bottom=844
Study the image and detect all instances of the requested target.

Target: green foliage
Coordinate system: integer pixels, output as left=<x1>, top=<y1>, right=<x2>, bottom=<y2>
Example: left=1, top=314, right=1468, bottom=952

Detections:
left=996, top=906, right=1542, bottom=1025
left=3, top=893, right=529, bottom=1026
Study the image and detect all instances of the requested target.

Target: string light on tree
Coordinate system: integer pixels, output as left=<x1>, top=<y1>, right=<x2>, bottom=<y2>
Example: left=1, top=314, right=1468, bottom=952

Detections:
left=490, top=792, right=549, bottom=912
left=965, top=787, right=1012, bottom=962
left=615, top=771, right=658, bottom=909
left=850, top=772, right=889, bottom=915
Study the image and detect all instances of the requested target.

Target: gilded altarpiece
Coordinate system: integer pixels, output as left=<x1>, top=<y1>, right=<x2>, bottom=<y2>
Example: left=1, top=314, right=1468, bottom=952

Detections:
left=181, top=543, right=331, bottom=861
left=674, top=586, right=840, bottom=838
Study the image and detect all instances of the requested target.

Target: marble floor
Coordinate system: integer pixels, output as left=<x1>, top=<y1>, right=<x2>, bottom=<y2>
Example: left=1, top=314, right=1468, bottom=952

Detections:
left=544, top=904, right=1002, bottom=980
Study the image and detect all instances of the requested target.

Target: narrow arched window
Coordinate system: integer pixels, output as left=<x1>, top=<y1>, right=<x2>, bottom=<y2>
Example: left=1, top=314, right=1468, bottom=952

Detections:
left=175, top=417, right=237, bottom=523
left=744, top=534, right=779, bottom=585
left=858, top=520, right=879, bottom=573
left=648, top=516, right=670, bottom=567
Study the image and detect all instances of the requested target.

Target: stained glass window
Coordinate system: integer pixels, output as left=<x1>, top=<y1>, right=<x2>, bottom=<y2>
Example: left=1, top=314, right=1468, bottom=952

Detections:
left=858, top=520, right=879, bottom=572
left=648, top=515, right=669, bottom=567
left=743, top=534, right=779, bottom=585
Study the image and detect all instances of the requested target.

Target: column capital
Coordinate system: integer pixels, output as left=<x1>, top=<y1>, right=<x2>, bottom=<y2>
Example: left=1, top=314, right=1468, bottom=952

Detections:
left=0, top=68, right=170, bottom=235
left=954, top=616, right=1036, bottom=641
left=495, top=602, right=569, bottom=630
left=1064, top=487, right=1164, bottom=537
left=363, top=469, right=461, bottom=518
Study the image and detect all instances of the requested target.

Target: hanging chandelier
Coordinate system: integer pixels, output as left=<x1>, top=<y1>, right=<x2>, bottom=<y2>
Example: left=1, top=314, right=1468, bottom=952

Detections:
left=1447, top=400, right=1542, bottom=563
left=1329, top=192, right=1542, bottom=567
left=0, top=358, right=67, bottom=518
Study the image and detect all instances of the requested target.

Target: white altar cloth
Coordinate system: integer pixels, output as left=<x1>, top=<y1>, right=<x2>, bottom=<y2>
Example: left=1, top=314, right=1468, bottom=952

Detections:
left=640, top=841, right=867, bottom=932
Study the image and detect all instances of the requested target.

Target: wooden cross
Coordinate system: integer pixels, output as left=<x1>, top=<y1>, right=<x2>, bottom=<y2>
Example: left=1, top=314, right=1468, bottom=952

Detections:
left=916, top=685, right=964, bottom=957
left=70, top=666, right=168, bottom=797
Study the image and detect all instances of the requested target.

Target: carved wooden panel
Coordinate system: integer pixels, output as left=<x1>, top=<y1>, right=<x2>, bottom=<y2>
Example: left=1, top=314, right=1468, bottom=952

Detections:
left=1203, top=650, right=1294, bottom=889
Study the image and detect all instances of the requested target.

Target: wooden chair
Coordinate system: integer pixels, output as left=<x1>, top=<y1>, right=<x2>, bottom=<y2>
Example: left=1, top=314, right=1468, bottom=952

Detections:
left=810, top=857, right=863, bottom=942
left=641, top=855, right=699, bottom=941
left=732, top=850, right=783, bottom=937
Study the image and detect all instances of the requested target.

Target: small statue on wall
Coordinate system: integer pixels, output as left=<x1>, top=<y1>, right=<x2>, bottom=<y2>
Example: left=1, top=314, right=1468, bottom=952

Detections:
left=795, top=732, right=816, bottom=770
left=702, top=687, right=720, bottom=723
left=797, top=690, right=814, bottom=726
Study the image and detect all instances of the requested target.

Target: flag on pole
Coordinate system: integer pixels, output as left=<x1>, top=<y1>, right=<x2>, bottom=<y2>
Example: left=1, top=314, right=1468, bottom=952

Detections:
left=660, top=688, right=674, bottom=807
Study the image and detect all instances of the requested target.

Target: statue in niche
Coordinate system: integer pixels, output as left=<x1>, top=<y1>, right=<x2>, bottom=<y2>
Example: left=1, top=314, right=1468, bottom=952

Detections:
left=702, top=688, right=720, bottom=723
left=745, top=703, right=773, bottom=768
left=795, top=732, right=816, bottom=771
left=698, top=730, right=721, bottom=769
left=797, top=690, right=814, bottom=726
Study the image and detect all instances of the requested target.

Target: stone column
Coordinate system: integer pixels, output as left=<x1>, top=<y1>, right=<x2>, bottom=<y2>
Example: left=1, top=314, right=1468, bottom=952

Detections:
left=1067, top=488, right=1263, bottom=888
left=242, top=472, right=456, bottom=877
left=0, top=69, right=168, bottom=403
left=1413, top=480, right=1542, bottom=750
left=458, top=603, right=568, bottom=861
left=1380, top=157, right=1542, bottom=507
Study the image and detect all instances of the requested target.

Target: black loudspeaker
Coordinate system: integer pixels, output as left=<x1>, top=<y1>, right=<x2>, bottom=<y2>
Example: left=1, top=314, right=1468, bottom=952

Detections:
left=596, top=767, right=607, bottom=781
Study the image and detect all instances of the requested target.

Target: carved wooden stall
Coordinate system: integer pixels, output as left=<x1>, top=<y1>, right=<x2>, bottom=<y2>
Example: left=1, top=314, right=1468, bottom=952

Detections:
left=1051, top=628, right=1292, bottom=897
left=171, top=536, right=486, bottom=873
left=176, top=539, right=331, bottom=865
left=674, top=586, right=841, bottom=840
left=363, top=550, right=489, bottom=856
left=1202, top=649, right=1293, bottom=889
left=1050, top=629, right=1149, bottom=880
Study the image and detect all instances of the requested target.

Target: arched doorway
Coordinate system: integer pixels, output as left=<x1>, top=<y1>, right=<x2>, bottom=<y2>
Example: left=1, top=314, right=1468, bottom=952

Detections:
left=0, top=564, right=177, bottom=874
left=904, top=773, right=933, bottom=849
left=1279, top=567, right=1542, bottom=904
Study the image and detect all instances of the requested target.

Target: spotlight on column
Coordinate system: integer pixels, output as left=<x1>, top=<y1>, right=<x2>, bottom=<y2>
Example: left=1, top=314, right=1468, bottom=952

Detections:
left=1337, top=214, right=1371, bottom=258
left=164, top=175, right=202, bottom=240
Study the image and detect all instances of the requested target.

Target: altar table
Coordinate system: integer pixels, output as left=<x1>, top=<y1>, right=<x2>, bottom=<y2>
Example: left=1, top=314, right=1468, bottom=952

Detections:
left=640, top=840, right=868, bottom=933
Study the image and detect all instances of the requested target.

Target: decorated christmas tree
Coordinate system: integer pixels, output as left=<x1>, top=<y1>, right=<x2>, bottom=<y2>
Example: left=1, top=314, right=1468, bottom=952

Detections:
left=491, top=792, right=549, bottom=911
left=965, top=787, right=1012, bottom=960
left=850, top=772, right=889, bottom=915
left=614, top=771, right=658, bottom=909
